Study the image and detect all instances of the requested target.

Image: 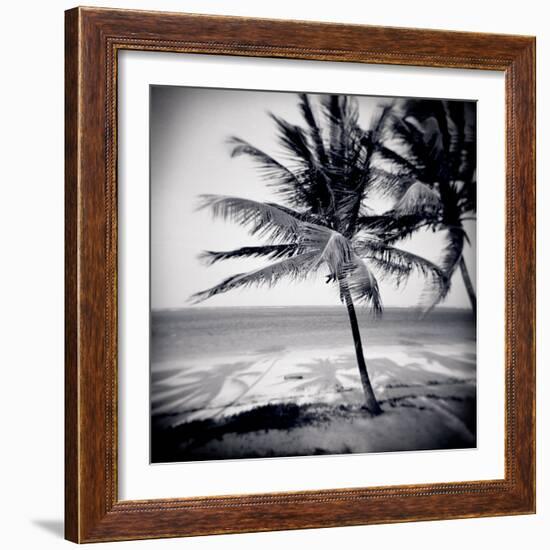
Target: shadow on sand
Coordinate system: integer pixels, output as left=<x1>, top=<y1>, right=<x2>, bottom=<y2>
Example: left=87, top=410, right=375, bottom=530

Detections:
left=151, top=349, right=476, bottom=463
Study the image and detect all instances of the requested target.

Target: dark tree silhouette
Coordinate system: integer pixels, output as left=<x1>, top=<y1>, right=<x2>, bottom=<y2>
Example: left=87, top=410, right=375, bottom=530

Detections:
left=361, top=99, right=477, bottom=316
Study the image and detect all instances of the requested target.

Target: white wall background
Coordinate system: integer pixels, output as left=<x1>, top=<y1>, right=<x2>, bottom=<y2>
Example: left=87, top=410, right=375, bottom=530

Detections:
left=0, top=1, right=546, bottom=548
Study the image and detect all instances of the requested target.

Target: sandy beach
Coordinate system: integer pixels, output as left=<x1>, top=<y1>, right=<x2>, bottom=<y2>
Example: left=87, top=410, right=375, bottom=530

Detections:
left=151, top=306, right=476, bottom=462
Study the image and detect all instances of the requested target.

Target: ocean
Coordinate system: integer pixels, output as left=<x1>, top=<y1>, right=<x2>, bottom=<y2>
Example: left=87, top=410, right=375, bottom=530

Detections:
left=152, top=306, right=476, bottom=364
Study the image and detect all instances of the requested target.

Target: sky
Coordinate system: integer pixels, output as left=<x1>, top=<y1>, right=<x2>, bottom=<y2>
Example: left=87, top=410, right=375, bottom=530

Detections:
left=150, top=85, right=476, bottom=310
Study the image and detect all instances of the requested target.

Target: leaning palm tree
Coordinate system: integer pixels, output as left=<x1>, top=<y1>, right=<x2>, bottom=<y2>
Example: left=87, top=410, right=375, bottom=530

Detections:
left=190, top=94, right=445, bottom=415
left=363, top=99, right=477, bottom=315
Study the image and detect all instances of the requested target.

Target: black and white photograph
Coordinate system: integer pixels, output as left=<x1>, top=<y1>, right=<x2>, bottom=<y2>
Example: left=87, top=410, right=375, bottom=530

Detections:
left=150, top=86, right=477, bottom=463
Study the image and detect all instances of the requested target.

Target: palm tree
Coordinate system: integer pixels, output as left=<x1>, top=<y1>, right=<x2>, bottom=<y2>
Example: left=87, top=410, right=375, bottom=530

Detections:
left=362, top=99, right=477, bottom=316
left=190, top=94, right=445, bottom=415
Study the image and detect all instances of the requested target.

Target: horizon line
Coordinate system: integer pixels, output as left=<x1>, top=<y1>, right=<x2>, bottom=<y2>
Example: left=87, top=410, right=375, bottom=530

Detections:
left=151, top=304, right=473, bottom=313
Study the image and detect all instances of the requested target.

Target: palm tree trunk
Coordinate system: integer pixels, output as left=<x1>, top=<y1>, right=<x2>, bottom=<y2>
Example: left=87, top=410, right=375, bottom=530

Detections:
left=340, top=284, right=382, bottom=415
left=458, top=255, right=477, bottom=317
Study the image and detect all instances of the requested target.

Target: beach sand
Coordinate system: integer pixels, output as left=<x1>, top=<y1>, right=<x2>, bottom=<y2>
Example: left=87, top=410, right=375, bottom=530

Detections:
left=151, top=307, right=476, bottom=462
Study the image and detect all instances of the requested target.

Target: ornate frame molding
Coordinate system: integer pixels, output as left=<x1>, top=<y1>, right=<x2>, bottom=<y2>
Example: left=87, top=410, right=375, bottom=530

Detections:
left=65, top=7, right=535, bottom=542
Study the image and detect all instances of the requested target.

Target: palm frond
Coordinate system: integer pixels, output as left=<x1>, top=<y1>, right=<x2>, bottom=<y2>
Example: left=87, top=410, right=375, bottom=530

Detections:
left=339, top=133, right=376, bottom=235
left=267, top=108, right=338, bottom=215
left=455, top=102, right=476, bottom=184
left=457, top=179, right=477, bottom=215
left=199, top=244, right=299, bottom=265
left=227, top=136, right=316, bottom=207
left=197, top=194, right=306, bottom=243
left=420, top=227, right=465, bottom=312
left=298, top=94, right=327, bottom=164
left=399, top=98, right=451, bottom=155
left=368, top=167, right=413, bottom=199
left=190, top=251, right=320, bottom=303
left=310, top=228, right=354, bottom=277
left=354, top=236, right=446, bottom=289
left=373, top=143, right=423, bottom=178
left=227, top=137, right=294, bottom=175
left=380, top=107, right=443, bottom=183
left=320, top=95, right=360, bottom=169
left=343, top=256, right=383, bottom=314
left=228, top=136, right=300, bottom=182
left=269, top=113, right=314, bottom=164
left=355, top=212, right=440, bottom=243
left=439, top=227, right=465, bottom=276
left=393, top=181, right=441, bottom=216
left=370, top=103, right=394, bottom=144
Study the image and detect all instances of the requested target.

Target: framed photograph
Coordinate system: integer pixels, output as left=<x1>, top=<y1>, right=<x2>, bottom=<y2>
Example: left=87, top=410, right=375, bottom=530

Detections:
left=65, top=7, right=536, bottom=543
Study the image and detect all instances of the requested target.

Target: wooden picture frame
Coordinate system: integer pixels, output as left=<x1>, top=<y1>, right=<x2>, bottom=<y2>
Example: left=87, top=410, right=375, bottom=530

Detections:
left=65, top=6, right=536, bottom=543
